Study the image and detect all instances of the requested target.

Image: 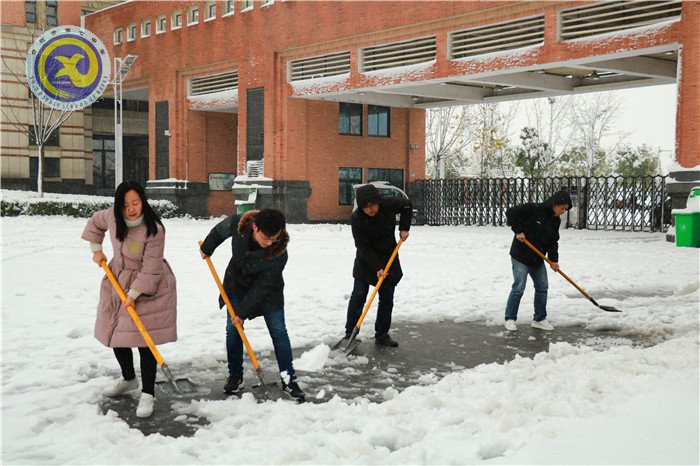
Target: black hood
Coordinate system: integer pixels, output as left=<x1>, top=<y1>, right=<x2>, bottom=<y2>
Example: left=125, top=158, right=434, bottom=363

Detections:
left=544, top=190, right=573, bottom=210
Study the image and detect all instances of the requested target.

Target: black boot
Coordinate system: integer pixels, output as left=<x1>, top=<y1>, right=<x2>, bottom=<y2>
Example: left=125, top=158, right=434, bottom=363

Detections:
left=223, top=374, right=244, bottom=394
left=375, top=334, right=398, bottom=347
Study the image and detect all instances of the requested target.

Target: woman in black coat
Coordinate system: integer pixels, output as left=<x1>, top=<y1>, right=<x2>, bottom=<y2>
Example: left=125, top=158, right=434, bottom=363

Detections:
left=344, top=184, right=412, bottom=347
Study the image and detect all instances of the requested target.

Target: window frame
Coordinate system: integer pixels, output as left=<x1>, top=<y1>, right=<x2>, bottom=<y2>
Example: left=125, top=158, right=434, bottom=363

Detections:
left=368, top=168, right=404, bottom=191
left=367, top=105, right=390, bottom=137
left=171, top=10, right=182, bottom=29
left=156, top=15, right=166, bottom=34
left=141, top=19, right=151, bottom=38
left=30, top=157, right=60, bottom=179
left=223, top=0, right=234, bottom=16
left=339, top=102, right=363, bottom=136
left=25, top=1, right=36, bottom=24
left=113, top=27, right=123, bottom=45
left=187, top=5, right=199, bottom=25
left=339, top=167, right=363, bottom=206
left=46, top=0, right=58, bottom=26
left=240, top=0, right=253, bottom=12
left=204, top=1, right=217, bottom=21
left=126, top=23, right=137, bottom=42
left=28, top=125, right=60, bottom=147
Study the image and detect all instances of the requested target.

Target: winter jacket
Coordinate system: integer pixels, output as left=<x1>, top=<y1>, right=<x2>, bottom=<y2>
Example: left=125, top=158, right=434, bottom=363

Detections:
left=506, top=190, right=573, bottom=267
left=200, top=211, right=289, bottom=320
left=82, top=207, right=177, bottom=348
left=351, top=196, right=412, bottom=287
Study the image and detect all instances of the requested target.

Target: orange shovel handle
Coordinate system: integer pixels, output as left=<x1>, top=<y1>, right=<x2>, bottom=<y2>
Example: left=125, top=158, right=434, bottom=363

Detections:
left=522, top=239, right=592, bottom=301
left=100, top=261, right=166, bottom=367
left=354, top=238, right=404, bottom=330
left=198, top=241, right=261, bottom=371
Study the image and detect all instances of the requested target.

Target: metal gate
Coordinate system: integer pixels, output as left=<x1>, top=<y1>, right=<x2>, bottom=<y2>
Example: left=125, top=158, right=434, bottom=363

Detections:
left=411, top=176, right=669, bottom=232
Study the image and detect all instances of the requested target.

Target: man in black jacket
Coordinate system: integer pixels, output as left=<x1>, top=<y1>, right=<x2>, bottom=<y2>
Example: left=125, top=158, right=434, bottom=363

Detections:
left=344, top=184, right=412, bottom=347
left=200, top=209, right=305, bottom=401
left=503, top=190, right=572, bottom=332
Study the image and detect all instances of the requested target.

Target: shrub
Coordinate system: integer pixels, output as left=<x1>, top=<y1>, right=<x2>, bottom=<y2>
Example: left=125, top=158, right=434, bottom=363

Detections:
left=1, top=198, right=179, bottom=218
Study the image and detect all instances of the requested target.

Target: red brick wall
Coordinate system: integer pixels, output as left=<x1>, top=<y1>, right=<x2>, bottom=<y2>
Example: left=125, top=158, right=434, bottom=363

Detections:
left=676, top=1, right=700, bottom=169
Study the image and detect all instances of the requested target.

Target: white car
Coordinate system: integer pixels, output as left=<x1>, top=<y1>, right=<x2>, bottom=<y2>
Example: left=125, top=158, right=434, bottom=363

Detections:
left=352, top=181, right=419, bottom=225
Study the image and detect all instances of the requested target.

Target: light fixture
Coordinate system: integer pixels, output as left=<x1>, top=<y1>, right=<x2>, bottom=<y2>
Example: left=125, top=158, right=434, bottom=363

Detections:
left=493, top=85, right=504, bottom=92
left=410, top=95, right=420, bottom=102
left=586, top=70, right=600, bottom=81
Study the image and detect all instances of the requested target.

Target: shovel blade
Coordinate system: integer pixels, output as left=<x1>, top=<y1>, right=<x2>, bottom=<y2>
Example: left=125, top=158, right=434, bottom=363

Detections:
left=156, top=378, right=210, bottom=398
left=598, top=304, right=622, bottom=312
left=344, top=339, right=362, bottom=355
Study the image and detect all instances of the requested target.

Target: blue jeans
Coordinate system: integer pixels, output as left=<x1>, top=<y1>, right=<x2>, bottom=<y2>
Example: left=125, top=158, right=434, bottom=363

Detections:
left=345, top=278, right=396, bottom=337
left=225, top=302, right=295, bottom=380
left=504, top=258, right=548, bottom=322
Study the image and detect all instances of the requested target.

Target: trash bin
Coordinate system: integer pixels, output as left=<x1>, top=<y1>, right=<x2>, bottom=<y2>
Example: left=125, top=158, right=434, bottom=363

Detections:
left=235, top=187, right=258, bottom=215
left=236, top=202, right=256, bottom=214
left=672, top=186, right=700, bottom=248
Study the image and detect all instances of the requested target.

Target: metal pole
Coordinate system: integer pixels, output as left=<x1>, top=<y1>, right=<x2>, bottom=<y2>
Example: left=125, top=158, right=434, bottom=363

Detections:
left=114, top=57, right=123, bottom=188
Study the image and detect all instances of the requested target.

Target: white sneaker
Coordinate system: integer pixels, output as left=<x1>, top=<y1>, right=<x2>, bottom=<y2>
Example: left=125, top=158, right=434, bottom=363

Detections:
left=504, top=320, right=518, bottom=331
left=531, top=319, right=554, bottom=331
left=104, top=377, right=139, bottom=397
left=136, top=393, right=154, bottom=418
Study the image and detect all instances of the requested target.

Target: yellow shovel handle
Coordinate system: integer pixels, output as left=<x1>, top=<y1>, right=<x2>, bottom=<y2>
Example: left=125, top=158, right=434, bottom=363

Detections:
left=522, top=239, right=592, bottom=301
left=354, top=238, right=404, bottom=330
left=100, top=261, right=165, bottom=367
left=198, top=241, right=261, bottom=371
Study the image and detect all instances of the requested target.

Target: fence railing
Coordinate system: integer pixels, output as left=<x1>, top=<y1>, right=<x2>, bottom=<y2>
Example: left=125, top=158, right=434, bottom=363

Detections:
left=410, top=176, right=670, bottom=232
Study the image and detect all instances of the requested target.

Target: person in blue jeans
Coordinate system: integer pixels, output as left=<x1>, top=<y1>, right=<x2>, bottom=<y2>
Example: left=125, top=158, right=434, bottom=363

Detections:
left=503, top=190, right=572, bottom=332
left=200, top=209, right=305, bottom=402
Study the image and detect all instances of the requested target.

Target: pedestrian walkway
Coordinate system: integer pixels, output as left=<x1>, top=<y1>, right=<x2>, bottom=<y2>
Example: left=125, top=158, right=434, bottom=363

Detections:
left=99, top=321, right=653, bottom=437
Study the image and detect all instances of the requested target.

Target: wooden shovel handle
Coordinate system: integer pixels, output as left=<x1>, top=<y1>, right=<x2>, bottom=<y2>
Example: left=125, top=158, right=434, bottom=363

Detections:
left=522, top=239, right=592, bottom=301
left=101, top=261, right=166, bottom=367
left=198, top=241, right=261, bottom=371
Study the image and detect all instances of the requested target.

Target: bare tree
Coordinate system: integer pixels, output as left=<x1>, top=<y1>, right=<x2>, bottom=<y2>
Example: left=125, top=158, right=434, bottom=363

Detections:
left=1, top=25, right=74, bottom=196
left=425, top=106, right=475, bottom=179
left=471, top=103, right=518, bottom=177
left=568, top=92, right=627, bottom=176
left=521, top=96, right=573, bottom=175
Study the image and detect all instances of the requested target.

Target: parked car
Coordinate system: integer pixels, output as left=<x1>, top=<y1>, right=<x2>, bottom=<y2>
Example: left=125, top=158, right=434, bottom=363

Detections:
left=352, top=181, right=420, bottom=225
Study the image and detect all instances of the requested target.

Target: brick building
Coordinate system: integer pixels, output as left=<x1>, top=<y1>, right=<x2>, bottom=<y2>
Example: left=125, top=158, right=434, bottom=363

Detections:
left=3, top=1, right=698, bottom=221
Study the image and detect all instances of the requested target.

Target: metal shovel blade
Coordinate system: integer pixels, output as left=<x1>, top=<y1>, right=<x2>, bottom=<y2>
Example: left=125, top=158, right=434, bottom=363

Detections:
left=156, top=378, right=210, bottom=398
left=597, top=304, right=622, bottom=312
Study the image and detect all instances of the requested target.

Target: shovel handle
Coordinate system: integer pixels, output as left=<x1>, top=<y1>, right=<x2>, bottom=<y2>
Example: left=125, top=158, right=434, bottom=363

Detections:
left=353, top=239, right=404, bottom=331
left=522, top=239, right=592, bottom=301
left=100, top=261, right=166, bottom=367
left=198, top=241, right=262, bottom=371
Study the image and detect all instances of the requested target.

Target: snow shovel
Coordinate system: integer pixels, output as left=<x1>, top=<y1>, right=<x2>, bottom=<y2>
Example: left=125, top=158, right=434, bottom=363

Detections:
left=522, top=239, right=621, bottom=312
left=198, top=241, right=271, bottom=396
left=338, top=239, right=404, bottom=355
left=100, top=261, right=206, bottom=398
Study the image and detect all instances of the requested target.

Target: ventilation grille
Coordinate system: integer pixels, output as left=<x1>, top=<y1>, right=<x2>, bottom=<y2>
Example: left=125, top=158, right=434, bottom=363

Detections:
left=449, top=15, right=544, bottom=59
left=288, top=51, right=351, bottom=82
left=361, top=36, right=436, bottom=72
left=245, top=160, right=264, bottom=177
left=190, top=71, right=238, bottom=96
left=560, top=0, right=682, bottom=40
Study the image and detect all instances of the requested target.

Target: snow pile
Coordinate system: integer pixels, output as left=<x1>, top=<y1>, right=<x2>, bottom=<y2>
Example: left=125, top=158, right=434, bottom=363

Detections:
left=1, top=217, right=698, bottom=464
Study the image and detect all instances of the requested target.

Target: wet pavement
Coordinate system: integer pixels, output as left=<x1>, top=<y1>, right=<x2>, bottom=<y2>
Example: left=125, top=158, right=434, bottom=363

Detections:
left=99, top=320, right=656, bottom=437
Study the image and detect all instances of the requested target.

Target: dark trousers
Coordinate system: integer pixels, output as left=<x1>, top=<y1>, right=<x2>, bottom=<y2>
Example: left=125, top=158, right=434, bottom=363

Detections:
left=345, top=278, right=396, bottom=337
left=113, top=347, right=157, bottom=395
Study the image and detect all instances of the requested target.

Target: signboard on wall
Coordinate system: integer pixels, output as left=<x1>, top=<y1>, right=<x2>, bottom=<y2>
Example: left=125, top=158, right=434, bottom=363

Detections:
left=208, top=173, right=236, bottom=191
left=26, top=26, right=110, bottom=111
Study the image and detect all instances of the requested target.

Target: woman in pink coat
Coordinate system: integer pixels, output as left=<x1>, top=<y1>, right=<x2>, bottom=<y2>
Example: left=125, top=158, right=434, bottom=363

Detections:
left=82, top=181, right=177, bottom=418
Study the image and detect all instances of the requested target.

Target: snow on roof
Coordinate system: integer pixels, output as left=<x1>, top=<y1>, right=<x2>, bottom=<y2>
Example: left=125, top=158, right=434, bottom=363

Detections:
left=188, top=90, right=238, bottom=110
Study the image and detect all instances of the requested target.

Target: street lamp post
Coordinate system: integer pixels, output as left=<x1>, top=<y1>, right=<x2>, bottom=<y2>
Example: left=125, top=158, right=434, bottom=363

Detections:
left=113, top=54, right=137, bottom=188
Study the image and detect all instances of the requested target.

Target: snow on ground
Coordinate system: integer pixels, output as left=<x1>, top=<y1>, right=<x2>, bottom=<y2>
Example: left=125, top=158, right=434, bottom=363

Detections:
left=2, top=215, right=698, bottom=464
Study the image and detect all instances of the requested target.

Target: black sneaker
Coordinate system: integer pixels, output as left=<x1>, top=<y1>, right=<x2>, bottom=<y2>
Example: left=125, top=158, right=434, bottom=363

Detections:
left=375, top=334, right=399, bottom=347
left=223, top=374, right=244, bottom=394
left=281, top=379, right=306, bottom=403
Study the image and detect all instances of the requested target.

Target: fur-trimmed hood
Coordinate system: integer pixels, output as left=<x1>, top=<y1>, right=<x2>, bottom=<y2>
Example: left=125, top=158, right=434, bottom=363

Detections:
left=238, top=210, right=289, bottom=258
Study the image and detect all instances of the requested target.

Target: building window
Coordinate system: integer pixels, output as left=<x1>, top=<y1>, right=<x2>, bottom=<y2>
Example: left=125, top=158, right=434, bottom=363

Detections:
left=156, top=15, right=166, bottom=33
left=339, top=167, right=362, bottom=206
left=368, top=105, right=390, bottom=137
left=127, top=23, right=137, bottom=41
left=30, top=157, right=60, bottom=178
left=240, top=0, right=253, bottom=12
left=141, top=19, right=151, bottom=37
left=187, top=5, right=199, bottom=25
left=46, top=0, right=58, bottom=26
left=113, top=27, right=123, bottom=45
left=223, top=0, right=234, bottom=15
left=25, top=1, right=36, bottom=23
left=339, top=102, right=362, bottom=136
left=171, top=11, right=182, bottom=29
left=92, top=136, right=115, bottom=189
left=368, top=168, right=404, bottom=190
left=205, top=1, right=217, bottom=20
left=28, top=125, right=60, bottom=146
left=261, top=0, right=274, bottom=6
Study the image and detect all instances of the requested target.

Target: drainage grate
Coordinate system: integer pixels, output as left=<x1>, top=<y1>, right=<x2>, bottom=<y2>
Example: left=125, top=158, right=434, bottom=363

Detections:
left=189, top=71, right=238, bottom=96
left=559, top=0, right=682, bottom=41
left=449, top=15, right=545, bottom=59
left=288, top=51, right=351, bottom=82
left=360, top=36, right=437, bottom=72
